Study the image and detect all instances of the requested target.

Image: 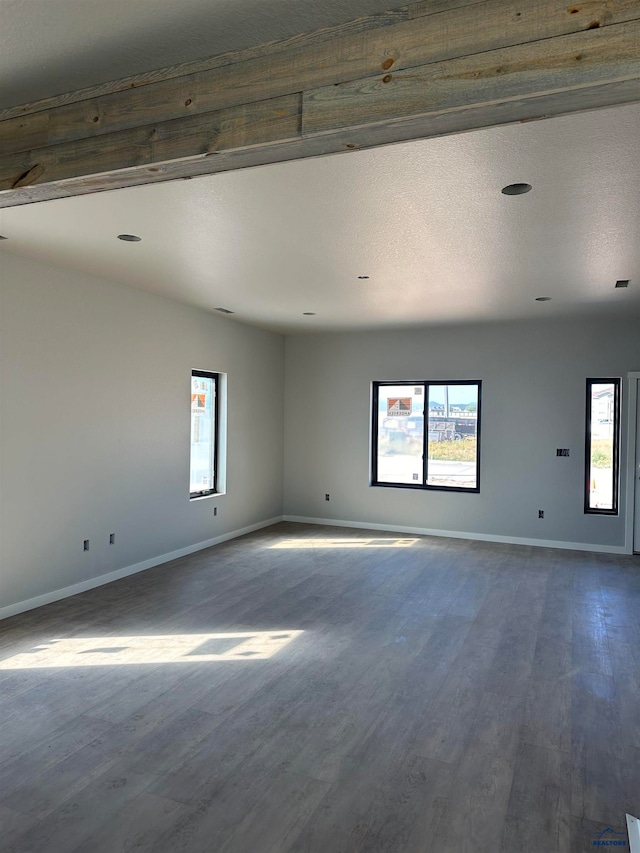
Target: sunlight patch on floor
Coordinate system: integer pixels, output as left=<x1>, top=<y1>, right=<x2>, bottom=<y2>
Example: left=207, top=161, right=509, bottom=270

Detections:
left=270, top=537, right=418, bottom=549
left=0, top=631, right=303, bottom=669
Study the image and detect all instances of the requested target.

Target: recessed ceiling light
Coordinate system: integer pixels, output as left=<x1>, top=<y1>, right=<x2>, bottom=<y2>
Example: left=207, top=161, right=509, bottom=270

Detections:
left=215, top=307, right=235, bottom=314
left=502, top=183, right=532, bottom=195
left=535, top=297, right=551, bottom=302
left=615, top=279, right=629, bottom=288
left=117, top=234, right=141, bottom=242
left=357, top=275, right=370, bottom=280
left=303, top=312, right=316, bottom=316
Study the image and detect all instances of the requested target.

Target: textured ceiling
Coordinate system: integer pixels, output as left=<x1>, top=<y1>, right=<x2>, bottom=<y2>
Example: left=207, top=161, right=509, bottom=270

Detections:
left=0, top=0, right=404, bottom=109
left=1, top=104, right=639, bottom=333
left=0, top=0, right=638, bottom=333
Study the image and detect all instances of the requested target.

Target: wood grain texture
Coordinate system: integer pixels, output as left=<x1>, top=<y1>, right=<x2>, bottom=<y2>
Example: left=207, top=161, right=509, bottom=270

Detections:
left=501, top=743, right=572, bottom=852
left=0, top=8, right=410, bottom=123
left=428, top=693, right=525, bottom=852
left=303, top=20, right=640, bottom=135
left=0, top=522, right=639, bottom=851
left=70, top=791, right=187, bottom=853
left=409, top=0, right=490, bottom=16
left=0, top=0, right=625, bottom=157
left=0, top=94, right=301, bottom=192
left=3, top=77, right=640, bottom=210
left=0, top=0, right=639, bottom=207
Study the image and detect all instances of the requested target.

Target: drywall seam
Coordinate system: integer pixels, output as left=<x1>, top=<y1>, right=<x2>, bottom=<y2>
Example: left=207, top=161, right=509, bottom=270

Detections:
left=282, top=515, right=628, bottom=554
left=0, top=516, right=284, bottom=622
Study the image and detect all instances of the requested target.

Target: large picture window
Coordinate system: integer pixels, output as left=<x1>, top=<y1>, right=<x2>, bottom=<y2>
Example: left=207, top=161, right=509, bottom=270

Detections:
left=371, top=381, right=481, bottom=492
left=585, top=378, right=620, bottom=515
left=190, top=370, right=218, bottom=498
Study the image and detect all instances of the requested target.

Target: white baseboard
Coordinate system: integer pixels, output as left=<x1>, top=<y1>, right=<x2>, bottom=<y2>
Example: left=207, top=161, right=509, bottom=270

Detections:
left=282, top=515, right=628, bottom=555
left=0, top=516, right=283, bottom=623
left=3, top=512, right=628, bottom=623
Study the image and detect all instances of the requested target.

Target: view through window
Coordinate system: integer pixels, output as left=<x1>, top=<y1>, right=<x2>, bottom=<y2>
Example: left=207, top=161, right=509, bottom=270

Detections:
left=585, top=378, right=620, bottom=514
left=190, top=370, right=218, bottom=498
left=372, top=381, right=481, bottom=491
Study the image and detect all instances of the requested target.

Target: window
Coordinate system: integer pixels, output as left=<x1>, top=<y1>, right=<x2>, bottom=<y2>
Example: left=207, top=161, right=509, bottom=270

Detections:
left=190, top=370, right=218, bottom=498
left=371, top=381, right=481, bottom=492
left=585, top=378, right=620, bottom=515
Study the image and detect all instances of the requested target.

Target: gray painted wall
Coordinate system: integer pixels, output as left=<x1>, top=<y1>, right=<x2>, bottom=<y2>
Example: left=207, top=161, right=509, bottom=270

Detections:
left=0, top=252, right=285, bottom=610
left=283, top=318, right=640, bottom=548
left=1, top=249, right=637, bottom=614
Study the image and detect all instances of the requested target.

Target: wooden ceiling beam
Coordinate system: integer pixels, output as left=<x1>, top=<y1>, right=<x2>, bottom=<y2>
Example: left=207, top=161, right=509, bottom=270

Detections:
left=1, top=0, right=639, bottom=207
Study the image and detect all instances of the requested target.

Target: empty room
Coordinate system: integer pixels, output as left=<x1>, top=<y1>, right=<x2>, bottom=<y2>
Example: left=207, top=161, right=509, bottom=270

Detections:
left=1, top=1, right=640, bottom=851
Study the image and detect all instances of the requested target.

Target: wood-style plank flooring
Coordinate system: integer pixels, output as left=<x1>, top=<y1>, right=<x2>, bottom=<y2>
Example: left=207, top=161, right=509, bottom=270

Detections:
left=1, top=522, right=639, bottom=852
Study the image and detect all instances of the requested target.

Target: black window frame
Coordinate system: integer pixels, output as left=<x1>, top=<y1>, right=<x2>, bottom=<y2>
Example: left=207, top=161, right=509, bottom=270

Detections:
left=371, top=380, right=482, bottom=493
left=190, top=369, right=220, bottom=499
left=584, top=377, right=621, bottom=516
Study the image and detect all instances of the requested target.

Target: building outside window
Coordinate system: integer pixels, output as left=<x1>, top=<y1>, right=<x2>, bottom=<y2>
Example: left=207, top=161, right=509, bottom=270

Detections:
left=585, top=378, right=620, bottom=514
left=190, top=370, right=218, bottom=498
left=371, top=381, right=481, bottom=492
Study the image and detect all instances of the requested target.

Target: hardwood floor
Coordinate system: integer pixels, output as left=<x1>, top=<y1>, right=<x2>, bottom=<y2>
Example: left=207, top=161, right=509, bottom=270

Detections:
left=0, top=522, right=638, bottom=852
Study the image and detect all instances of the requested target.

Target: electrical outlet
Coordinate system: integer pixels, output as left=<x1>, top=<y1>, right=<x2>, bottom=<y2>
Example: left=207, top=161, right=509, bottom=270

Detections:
left=325, top=494, right=330, bottom=501
left=109, top=533, right=115, bottom=545
left=83, top=539, right=90, bottom=551
left=538, top=510, right=544, bottom=519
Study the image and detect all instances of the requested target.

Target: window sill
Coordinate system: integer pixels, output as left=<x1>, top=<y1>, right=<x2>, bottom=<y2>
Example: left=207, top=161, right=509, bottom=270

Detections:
left=370, top=481, right=479, bottom=494
left=190, top=491, right=226, bottom=502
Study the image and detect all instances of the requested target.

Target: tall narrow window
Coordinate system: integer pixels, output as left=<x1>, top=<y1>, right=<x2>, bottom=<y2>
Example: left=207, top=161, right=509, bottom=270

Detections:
left=585, top=378, right=620, bottom=514
left=190, top=370, right=218, bottom=498
left=371, top=381, right=481, bottom=492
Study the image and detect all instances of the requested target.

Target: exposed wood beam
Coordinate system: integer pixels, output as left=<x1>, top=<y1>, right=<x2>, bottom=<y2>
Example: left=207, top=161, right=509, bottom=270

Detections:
left=0, top=7, right=410, bottom=124
left=303, top=23, right=640, bottom=134
left=1, top=0, right=639, bottom=207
